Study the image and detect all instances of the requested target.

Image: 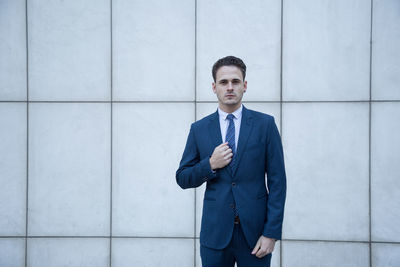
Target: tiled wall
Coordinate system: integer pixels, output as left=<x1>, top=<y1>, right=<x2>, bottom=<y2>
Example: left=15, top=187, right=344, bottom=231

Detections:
left=0, top=0, right=399, bottom=266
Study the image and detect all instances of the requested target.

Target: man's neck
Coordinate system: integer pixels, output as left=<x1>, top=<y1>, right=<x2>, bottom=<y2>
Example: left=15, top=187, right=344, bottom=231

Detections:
left=218, top=103, right=242, bottom=114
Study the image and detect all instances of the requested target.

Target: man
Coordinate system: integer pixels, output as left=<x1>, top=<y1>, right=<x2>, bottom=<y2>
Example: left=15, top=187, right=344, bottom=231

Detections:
left=176, top=56, right=286, bottom=267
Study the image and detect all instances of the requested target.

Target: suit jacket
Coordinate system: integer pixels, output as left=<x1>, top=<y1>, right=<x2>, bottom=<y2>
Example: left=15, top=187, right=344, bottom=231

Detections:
left=176, top=106, right=286, bottom=249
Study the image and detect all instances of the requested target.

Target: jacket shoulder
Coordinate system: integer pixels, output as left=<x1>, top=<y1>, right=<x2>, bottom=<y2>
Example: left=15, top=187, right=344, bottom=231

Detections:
left=191, top=111, right=217, bottom=129
left=246, top=108, right=275, bottom=123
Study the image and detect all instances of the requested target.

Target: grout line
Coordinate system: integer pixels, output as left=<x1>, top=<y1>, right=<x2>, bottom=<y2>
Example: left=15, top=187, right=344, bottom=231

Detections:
left=109, top=0, right=113, bottom=266
left=282, top=239, right=374, bottom=244
left=194, top=0, right=198, bottom=265
left=3, top=236, right=397, bottom=244
left=3, top=99, right=400, bottom=104
left=3, top=235, right=400, bottom=244
left=368, top=0, right=374, bottom=266
left=0, top=237, right=28, bottom=239
left=20, top=236, right=197, bottom=239
left=25, top=0, right=29, bottom=265
left=280, top=0, right=284, bottom=266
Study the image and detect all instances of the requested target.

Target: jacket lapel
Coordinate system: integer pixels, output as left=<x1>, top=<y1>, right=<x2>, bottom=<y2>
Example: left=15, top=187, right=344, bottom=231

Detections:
left=232, top=106, right=253, bottom=176
left=208, top=110, right=222, bottom=148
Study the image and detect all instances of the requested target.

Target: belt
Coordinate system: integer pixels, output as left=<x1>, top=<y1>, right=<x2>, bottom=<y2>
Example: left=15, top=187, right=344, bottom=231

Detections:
left=234, top=215, right=240, bottom=224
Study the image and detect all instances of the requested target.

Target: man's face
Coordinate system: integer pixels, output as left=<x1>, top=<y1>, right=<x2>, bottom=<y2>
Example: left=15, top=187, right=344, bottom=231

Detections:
left=212, top=65, right=247, bottom=112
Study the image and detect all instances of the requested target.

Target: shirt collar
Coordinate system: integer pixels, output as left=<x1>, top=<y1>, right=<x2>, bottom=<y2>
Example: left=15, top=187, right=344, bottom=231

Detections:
left=218, top=104, right=243, bottom=120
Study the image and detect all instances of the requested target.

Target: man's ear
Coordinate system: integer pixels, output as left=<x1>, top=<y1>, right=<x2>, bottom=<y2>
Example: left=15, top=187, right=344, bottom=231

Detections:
left=243, top=80, right=247, bottom=93
left=212, top=82, right=216, bottom=94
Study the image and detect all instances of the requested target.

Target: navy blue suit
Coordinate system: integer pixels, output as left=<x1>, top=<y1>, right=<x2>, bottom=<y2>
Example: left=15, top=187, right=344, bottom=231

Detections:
left=176, top=106, right=286, bottom=262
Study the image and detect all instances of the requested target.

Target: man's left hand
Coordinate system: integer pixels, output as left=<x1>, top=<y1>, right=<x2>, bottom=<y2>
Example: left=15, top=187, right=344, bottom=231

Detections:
left=251, top=236, right=276, bottom=258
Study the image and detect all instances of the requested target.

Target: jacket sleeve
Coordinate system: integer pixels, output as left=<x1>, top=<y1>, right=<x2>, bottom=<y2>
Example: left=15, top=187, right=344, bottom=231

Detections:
left=262, top=117, right=287, bottom=240
left=176, top=124, right=217, bottom=189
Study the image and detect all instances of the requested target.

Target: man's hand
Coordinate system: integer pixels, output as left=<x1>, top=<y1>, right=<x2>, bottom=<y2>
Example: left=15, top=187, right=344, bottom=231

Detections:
left=251, top=236, right=276, bottom=258
left=209, top=142, right=233, bottom=170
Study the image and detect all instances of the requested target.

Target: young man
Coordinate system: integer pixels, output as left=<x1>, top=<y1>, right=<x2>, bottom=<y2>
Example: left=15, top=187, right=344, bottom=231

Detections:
left=176, top=56, right=286, bottom=267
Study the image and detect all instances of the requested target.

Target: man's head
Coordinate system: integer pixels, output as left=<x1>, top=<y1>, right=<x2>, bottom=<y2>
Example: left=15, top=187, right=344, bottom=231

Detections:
left=212, top=56, right=246, bottom=82
left=212, top=56, right=247, bottom=113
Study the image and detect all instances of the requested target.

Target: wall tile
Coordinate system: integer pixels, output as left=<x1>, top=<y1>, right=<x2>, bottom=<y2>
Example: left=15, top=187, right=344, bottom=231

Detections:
left=271, top=241, right=281, bottom=267
left=28, top=103, right=110, bottom=236
left=372, top=0, right=400, bottom=100
left=0, top=238, right=25, bottom=267
left=282, top=241, right=369, bottom=267
left=112, top=238, right=193, bottom=267
left=0, top=103, right=26, bottom=235
left=371, top=103, right=400, bottom=241
left=0, top=0, right=26, bottom=100
left=112, top=103, right=195, bottom=237
left=195, top=102, right=281, bottom=236
left=197, top=0, right=281, bottom=101
left=372, top=243, right=400, bottom=267
left=28, top=238, right=109, bottom=267
left=28, top=0, right=110, bottom=100
left=283, top=0, right=371, bottom=101
left=282, top=103, right=369, bottom=241
left=113, top=0, right=195, bottom=101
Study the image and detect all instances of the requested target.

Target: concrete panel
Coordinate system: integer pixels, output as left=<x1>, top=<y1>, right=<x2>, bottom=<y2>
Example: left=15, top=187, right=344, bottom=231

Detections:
left=0, top=103, right=26, bottom=235
left=271, top=241, right=281, bottom=267
left=372, top=0, right=400, bottom=100
left=113, top=0, right=195, bottom=101
left=372, top=243, right=400, bottom=267
left=197, top=0, right=281, bottom=101
left=28, top=0, right=110, bottom=100
left=28, top=103, right=110, bottom=236
left=283, top=0, right=371, bottom=101
left=28, top=238, right=109, bottom=267
left=112, top=238, right=193, bottom=267
left=283, top=103, right=369, bottom=241
left=0, top=0, right=26, bottom=100
left=282, top=241, right=369, bottom=267
left=0, top=238, right=25, bottom=267
left=371, top=103, right=400, bottom=241
left=112, top=103, right=195, bottom=237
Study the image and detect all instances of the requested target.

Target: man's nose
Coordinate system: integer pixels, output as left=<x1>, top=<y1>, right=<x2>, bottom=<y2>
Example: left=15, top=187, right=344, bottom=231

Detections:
left=227, top=82, right=233, bottom=90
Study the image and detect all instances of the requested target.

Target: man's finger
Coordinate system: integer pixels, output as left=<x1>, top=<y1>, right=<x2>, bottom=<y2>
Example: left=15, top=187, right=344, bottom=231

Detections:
left=216, top=145, right=228, bottom=153
left=256, top=248, right=265, bottom=258
left=251, top=241, right=260, bottom=255
left=221, top=148, right=232, bottom=156
left=217, top=142, right=229, bottom=148
left=224, top=153, right=233, bottom=160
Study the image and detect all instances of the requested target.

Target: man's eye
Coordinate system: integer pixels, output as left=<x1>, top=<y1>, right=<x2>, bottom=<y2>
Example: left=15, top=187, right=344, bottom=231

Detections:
left=232, top=80, right=240, bottom=84
left=220, top=81, right=227, bottom=84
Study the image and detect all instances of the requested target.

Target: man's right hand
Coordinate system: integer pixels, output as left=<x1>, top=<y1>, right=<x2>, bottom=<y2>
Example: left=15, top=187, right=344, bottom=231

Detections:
left=209, top=142, right=233, bottom=170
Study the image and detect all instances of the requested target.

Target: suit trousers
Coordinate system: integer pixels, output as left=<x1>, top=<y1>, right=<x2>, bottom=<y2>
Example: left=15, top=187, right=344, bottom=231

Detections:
left=200, top=223, right=272, bottom=267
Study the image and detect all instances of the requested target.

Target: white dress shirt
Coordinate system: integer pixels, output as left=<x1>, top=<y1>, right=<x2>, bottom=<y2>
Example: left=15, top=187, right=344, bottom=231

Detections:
left=217, top=105, right=243, bottom=151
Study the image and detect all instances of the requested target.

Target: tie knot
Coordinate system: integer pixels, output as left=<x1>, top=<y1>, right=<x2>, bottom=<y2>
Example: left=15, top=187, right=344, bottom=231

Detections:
left=227, top=114, right=235, bottom=121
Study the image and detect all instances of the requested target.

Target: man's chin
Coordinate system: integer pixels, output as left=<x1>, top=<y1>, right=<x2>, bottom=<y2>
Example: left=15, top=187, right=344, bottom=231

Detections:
left=224, top=101, right=239, bottom=106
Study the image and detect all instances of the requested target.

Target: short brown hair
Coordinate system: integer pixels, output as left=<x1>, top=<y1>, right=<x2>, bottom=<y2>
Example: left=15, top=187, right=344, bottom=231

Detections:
left=212, top=56, right=246, bottom=82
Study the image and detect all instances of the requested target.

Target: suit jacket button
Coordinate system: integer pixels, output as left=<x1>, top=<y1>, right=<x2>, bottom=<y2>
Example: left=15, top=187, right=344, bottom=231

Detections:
left=232, top=182, right=236, bottom=186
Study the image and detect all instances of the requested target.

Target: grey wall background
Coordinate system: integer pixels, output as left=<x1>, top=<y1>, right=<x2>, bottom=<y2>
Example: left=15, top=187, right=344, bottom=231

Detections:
left=0, top=0, right=399, bottom=266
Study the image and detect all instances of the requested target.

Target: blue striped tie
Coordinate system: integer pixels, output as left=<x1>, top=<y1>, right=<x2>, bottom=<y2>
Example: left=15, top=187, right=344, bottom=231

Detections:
left=226, top=114, right=236, bottom=171
left=226, top=114, right=238, bottom=216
